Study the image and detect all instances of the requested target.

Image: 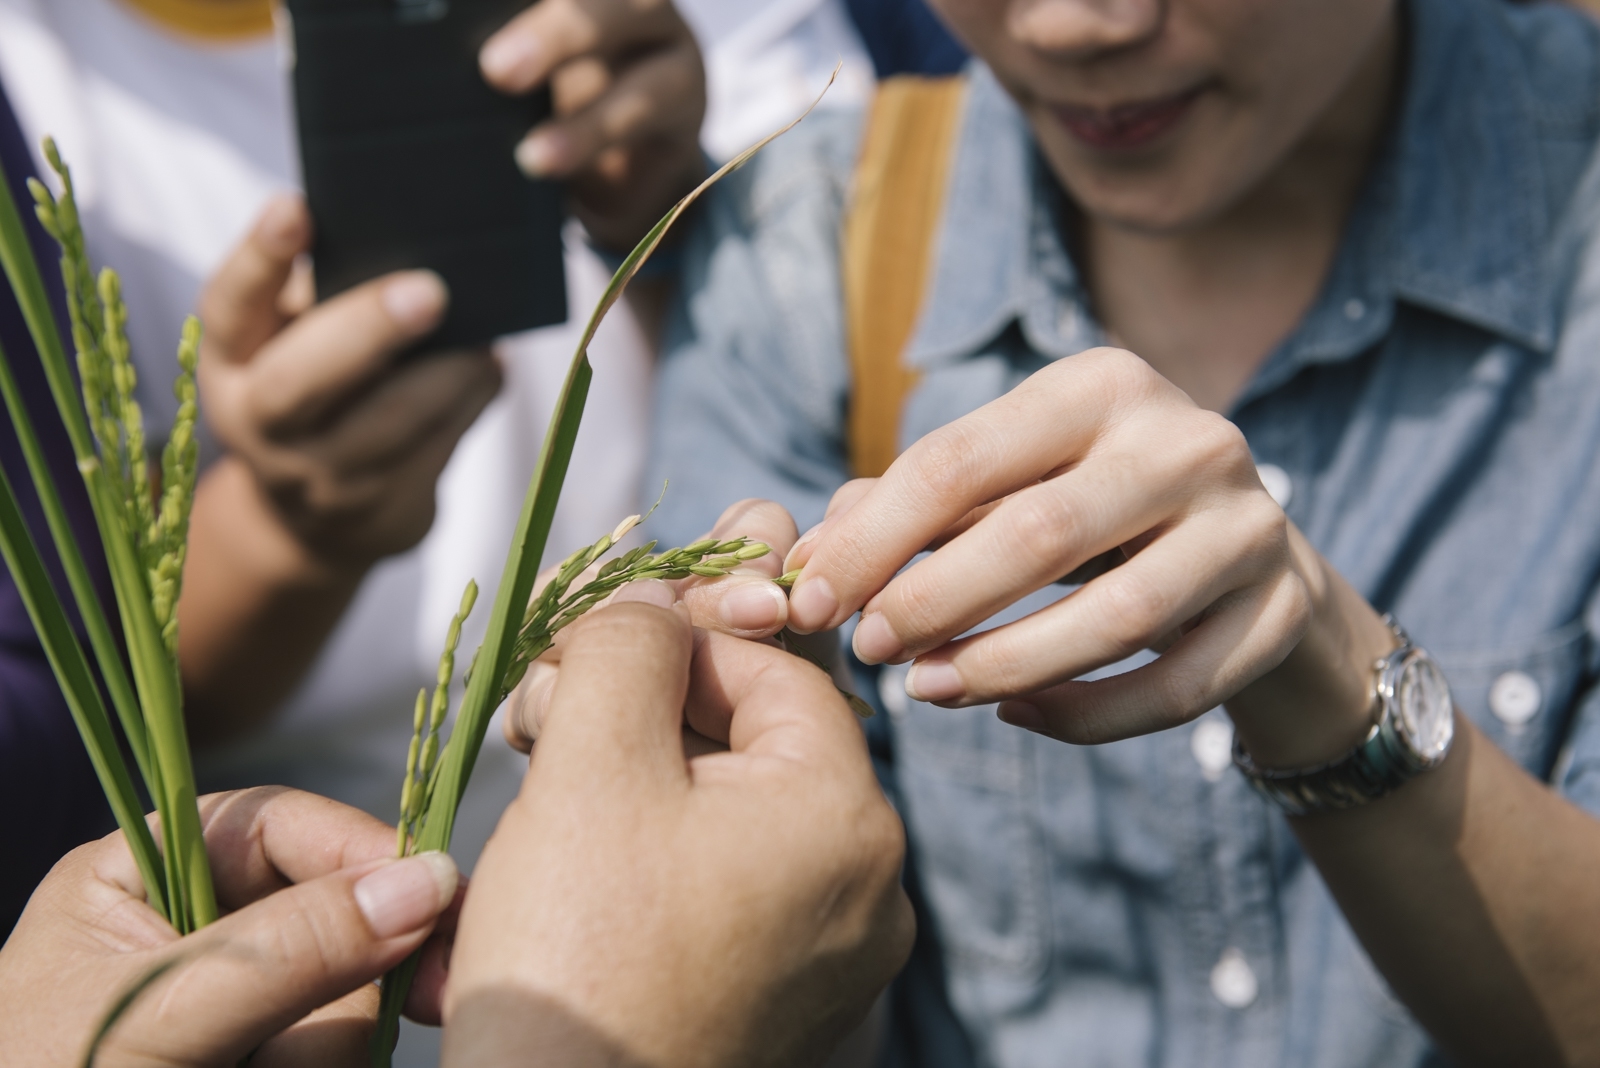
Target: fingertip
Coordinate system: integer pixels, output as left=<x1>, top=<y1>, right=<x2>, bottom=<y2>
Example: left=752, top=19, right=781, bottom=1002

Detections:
left=381, top=271, right=448, bottom=334
left=353, top=852, right=458, bottom=940
left=783, top=521, right=825, bottom=572
left=257, top=193, right=309, bottom=257
left=480, top=27, right=542, bottom=91
left=515, top=127, right=569, bottom=178
left=786, top=575, right=839, bottom=633
left=714, top=578, right=787, bottom=635
left=852, top=612, right=903, bottom=666
left=997, top=700, right=1046, bottom=734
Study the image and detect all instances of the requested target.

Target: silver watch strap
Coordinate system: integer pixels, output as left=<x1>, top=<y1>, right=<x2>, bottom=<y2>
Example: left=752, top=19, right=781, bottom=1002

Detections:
left=1232, top=619, right=1452, bottom=816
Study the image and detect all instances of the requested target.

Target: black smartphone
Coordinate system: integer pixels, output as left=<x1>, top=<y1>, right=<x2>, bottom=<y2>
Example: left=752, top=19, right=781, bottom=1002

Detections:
left=284, top=0, right=567, bottom=349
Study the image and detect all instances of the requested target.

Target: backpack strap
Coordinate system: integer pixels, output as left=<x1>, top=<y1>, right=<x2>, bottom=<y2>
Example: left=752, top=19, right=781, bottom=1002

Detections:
left=842, top=74, right=967, bottom=479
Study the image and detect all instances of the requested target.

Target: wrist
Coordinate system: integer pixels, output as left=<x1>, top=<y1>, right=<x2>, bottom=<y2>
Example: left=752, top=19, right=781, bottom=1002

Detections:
left=1225, top=530, right=1395, bottom=770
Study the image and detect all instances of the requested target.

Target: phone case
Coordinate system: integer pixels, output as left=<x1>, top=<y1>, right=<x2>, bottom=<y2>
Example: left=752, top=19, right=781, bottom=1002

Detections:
left=285, top=0, right=567, bottom=349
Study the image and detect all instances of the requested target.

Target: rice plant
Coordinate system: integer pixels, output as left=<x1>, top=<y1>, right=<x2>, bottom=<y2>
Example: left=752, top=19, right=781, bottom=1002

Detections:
left=0, top=141, right=213, bottom=932
left=0, top=68, right=840, bottom=1064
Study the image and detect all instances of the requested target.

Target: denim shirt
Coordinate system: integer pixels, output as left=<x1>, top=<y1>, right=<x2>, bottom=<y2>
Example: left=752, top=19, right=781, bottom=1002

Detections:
left=649, top=0, right=1600, bottom=1064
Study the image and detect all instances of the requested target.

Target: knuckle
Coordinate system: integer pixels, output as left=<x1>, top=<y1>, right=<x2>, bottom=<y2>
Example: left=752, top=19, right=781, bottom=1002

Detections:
left=885, top=571, right=948, bottom=646
left=910, top=420, right=991, bottom=503
left=1184, top=414, right=1252, bottom=474
left=1002, top=489, right=1080, bottom=573
left=1095, top=571, right=1172, bottom=648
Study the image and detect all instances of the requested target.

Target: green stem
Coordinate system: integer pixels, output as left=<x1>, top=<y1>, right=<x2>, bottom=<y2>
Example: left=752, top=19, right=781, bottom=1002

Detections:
left=0, top=151, right=213, bottom=931
left=0, top=154, right=152, bottom=787
left=0, top=435, right=166, bottom=915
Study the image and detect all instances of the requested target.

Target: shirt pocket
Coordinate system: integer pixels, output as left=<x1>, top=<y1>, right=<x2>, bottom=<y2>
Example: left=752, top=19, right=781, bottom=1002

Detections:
left=892, top=695, right=1052, bottom=980
left=1432, top=620, right=1587, bottom=773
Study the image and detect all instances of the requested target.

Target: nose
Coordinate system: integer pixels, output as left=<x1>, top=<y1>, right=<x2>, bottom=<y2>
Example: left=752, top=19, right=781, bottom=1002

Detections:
left=1008, top=0, right=1164, bottom=59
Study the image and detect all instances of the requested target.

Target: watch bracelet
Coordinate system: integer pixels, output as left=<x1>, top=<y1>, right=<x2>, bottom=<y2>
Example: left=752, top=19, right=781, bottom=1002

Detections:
left=1232, top=714, right=1435, bottom=817
left=1231, top=617, right=1447, bottom=817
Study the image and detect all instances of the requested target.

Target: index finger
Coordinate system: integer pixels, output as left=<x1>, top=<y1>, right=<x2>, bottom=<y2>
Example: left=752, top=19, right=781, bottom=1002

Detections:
left=196, top=787, right=400, bottom=910
left=786, top=349, right=1143, bottom=633
left=479, top=0, right=682, bottom=95
left=198, top=194, right=307, bottom=366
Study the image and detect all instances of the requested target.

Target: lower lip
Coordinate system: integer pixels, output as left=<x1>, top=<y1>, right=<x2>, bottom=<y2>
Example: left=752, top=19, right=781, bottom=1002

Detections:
left=1052, top=88, right=1205, bottom=151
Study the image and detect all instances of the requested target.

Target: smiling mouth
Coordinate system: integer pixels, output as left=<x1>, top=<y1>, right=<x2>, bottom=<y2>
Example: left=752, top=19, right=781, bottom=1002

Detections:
left=1051, top=85, right=1210, bottom=151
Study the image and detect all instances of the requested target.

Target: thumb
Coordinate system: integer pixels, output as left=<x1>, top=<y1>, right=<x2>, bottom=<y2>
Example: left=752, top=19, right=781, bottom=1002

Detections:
left=198, top=193, right=308, bottom=366
left=532, top=588, right=694, bottom=796
left=107, top=853, right=456, bottom=1065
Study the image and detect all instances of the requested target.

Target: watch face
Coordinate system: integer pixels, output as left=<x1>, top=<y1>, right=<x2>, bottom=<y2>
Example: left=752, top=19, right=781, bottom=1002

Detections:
left=1394, top=652, right=1454, bottom=761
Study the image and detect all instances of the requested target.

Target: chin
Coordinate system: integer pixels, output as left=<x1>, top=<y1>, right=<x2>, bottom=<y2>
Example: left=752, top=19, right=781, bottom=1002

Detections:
left=1031, top=117, right=1264, bottom=236
left=1062, top=169, right=1229, bottom=235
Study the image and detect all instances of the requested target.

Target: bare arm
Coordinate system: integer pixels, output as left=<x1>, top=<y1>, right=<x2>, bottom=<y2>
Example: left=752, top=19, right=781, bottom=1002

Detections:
left=1228, top=538, right=1600, bottom=1066
left=757, top=348, right=1600, bottom=1066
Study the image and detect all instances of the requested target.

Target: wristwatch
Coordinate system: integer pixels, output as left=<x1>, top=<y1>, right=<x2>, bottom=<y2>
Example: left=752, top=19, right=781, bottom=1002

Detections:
left=1232, top=616, right=1455, bottom=816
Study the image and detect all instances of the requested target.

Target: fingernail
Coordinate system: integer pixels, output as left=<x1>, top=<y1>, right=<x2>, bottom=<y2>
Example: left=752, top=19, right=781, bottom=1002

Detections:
left=718, top=581, right=787, bottom=632
left=613, top=578, right=675, bottom=609
left=784, top=522, right=825, bottom=571
left=354, top=852, right=458, bottom=940
left=997, top=701, right=1046, bottom=733
left=788, top=576, right=838, bottom=632
left=515, top=129, right=566, bottom=178
left=382, top=271, right=448, bottom=333
left=852, top=612, right=902, bottom=665
left=258, top=194, right=305, bottom=254
left=904, top=659, right=964, bottom=703
left=480, top=30, right=541, bottom=85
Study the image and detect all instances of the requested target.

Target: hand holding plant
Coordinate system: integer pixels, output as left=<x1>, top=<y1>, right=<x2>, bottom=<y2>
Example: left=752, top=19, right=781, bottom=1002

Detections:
left=0, top=787, right=458, bottom=1067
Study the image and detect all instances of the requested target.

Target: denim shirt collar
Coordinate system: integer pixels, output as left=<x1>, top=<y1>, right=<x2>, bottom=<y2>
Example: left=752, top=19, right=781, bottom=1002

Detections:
left=906, top=0, right=1561, bottom=387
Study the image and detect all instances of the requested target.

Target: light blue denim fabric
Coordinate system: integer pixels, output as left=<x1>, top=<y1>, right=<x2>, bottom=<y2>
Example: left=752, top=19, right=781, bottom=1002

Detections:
left=649, top=0, right=1600, bottom=1064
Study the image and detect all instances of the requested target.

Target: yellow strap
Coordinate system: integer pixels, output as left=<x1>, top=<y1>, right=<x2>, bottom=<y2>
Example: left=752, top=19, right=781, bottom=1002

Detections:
left=843, top=75, right=965, bottom=479
left=114, top=0, right=275, bottom=42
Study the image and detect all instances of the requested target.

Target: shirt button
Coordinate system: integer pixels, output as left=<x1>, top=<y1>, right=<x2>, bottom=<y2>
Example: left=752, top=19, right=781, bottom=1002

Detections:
left=1488, top=670, right=1541, bottom=728
left=1255, top=463, right=1293, bottom=508
left=1190, top=717, right=1235, bottom=783
left=1344, top=298, right=1366, bottom=321
left=1210, top=948, right=1259, bottom=1010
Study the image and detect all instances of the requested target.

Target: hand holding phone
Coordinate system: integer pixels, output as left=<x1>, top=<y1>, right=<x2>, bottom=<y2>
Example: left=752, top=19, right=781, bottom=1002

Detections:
left=285, top=0, right=707, bottom=348
left=477, top=0, right=707, bottom=252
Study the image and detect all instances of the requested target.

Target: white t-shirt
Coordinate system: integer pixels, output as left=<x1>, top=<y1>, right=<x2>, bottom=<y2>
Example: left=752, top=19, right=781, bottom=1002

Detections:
left=0, top=0, right=868, bottom=875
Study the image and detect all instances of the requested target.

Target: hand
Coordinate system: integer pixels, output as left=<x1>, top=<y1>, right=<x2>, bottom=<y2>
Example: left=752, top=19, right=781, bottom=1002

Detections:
left=197, top=195, right=503, bottom=568
left=446, top=600, right=914, bottom=1067
left=0, top=788, right=460, bottom=1068
left=478, top=0, right=706, bottom=251
left=502, top=498, right=802, bottom=753
left=782, top=347, right=1391, bottom=766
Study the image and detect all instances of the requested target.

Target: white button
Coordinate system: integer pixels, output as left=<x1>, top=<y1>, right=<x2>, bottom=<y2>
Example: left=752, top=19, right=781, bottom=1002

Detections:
left=1210, top=948, right=1259, bottom=1009
left=1190, top=717, right=1235, bottom=783
left=878, top=663, right=910, bottom=719
left=1488, top=670, right=1541, bottom=728
left=1255, top=463, right=1293, bottom=508
left=1344, top=298, right=1366, bottom=321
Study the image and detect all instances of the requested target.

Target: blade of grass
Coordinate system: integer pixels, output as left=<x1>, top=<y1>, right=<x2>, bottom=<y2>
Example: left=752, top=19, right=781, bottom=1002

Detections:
left=368, top=66, right=843, bottom=1068
left=0, top=398, right=165, bottom=913
left=0, top=150, right=152, bottom=787
left=413, top=64, right=841, bottom=858
left=0, top=150, right=214, bottom=931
